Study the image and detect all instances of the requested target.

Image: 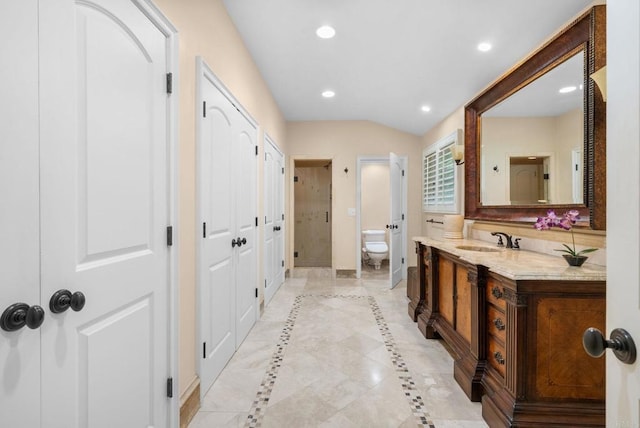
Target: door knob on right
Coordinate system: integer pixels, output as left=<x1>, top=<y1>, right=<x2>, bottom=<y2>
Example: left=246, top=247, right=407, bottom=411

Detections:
left=583, top=327, right=636, bottom=364
left=49, top=289, right=86, bottom=313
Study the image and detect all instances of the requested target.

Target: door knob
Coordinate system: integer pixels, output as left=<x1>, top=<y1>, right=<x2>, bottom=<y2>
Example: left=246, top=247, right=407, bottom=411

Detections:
left=49, top=289, right=86, bottom=314
left=583, top=327, right=636, bottom=364
left=1, top=303, right=45, bottom=331
left=241, top=237, right=247, bottom=245
left=386, top=225, right=390, bottom=229
left=232, top=238, right=238, bottom=247
left=236, top=237, right=243, bottom=247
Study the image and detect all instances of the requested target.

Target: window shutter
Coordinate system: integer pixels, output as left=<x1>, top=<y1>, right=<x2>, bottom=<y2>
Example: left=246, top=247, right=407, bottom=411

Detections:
left=423, top=132, right=460, bottom=213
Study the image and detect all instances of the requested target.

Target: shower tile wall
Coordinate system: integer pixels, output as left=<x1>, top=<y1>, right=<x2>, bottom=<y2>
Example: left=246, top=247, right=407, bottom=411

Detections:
left=294, top=164, right=332, bottom=267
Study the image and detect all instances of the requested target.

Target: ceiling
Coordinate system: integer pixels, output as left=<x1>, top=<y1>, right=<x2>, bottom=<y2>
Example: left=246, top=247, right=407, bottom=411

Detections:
left=222, top=0, right=594, bottom=136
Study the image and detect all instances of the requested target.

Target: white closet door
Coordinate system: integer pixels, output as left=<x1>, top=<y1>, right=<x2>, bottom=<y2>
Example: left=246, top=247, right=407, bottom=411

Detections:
left=389, top=152, right=404, bottom=288
left=233, top=110, right=257, bottom=345
left=264, top=141, right=277, bottom=305
left=39, top=1, right=171, bottom=426
left=274, top=147, right=286, bottom=288
left=0, top=2, right=41, bottom=426
left=199, top=71, right=237, bottom=394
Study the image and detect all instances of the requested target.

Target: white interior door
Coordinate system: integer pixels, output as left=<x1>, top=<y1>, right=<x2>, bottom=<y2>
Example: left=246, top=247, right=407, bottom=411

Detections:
left=607, top=2, right=640, bottom=426
left=198, top=68, right=237, bottom=395
left=0, top=3, right=41, bottom=426
left=37, top=0, right=173, bottom=426
left=264, top=137, right=284, bottom=306
left=389, top=152, right=404, bottom=288
left=274, top=149, right=285, bottom=288
left=197, top=60, right=257, bottom=396
left=233, top=110, right=257, bottom=345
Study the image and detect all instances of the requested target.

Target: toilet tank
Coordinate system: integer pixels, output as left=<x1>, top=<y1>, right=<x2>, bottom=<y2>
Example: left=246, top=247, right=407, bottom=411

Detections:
left=362, top=229, right=386, bottom=243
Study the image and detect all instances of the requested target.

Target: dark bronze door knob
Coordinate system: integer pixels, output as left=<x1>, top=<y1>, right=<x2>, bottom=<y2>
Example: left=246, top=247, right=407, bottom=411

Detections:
left=50, top=289, right=86, bottom=314
left=583, top=327, right=636, bottom=364
left=1, top=303, right=45, bottom=331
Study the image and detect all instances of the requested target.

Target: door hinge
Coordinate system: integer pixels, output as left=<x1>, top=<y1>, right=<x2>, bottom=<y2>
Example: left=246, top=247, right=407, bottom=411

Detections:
left=402, top=257, right=405, bottom=264
left=203, top=342, right=206, bottom=359
left=265, top=216, right=267, bottom=225
left=203, top=222, right=206, bottom=238
left=166, top=226, right=173, bottom=246
left=293, top=176, right=298, bottom=182
left=203, top=101, right=206, bottom=117
left=265, top=279, right=267, bottom=288
left=166, top=73, right=173, bottom=94
left=255, top=217, right=258, bottom=227
left=166, top=377, right=173, bottom=398
left=282, top=214, right=285, bottom=221
left=282, top=167, right=285, bottom=174
left=402, top=213, right=405, bottom=220
left=402, top=169, right=405, bottom=177
left=255, top=146, right=258, bottom=156
left=255, top=288, right=258, bottom=298
left=282, top=260, right=285, bottom=267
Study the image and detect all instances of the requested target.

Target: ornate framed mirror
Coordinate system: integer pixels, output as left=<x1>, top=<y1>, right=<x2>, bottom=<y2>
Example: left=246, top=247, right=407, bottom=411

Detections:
left=464, top=6, right=606, bottom=229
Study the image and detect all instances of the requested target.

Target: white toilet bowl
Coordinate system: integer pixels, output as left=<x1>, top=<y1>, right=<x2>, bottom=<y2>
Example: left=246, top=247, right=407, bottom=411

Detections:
left=362, top=230, right=389, bottom=270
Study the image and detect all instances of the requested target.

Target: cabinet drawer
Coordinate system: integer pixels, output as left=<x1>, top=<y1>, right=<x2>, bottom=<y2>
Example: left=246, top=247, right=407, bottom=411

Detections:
left=486, top=277, right=506, bottom=310
left=487, top=304, right=506, bottom=342
left=488, top=336, right=506, bottom=378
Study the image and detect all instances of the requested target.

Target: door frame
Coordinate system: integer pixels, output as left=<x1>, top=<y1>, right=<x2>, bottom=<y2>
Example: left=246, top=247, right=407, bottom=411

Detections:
left=355, top=155, right=408, bottom=281
left=133, top=1, right=179, bottom=424
left=288, top=155, right=335, bottom=274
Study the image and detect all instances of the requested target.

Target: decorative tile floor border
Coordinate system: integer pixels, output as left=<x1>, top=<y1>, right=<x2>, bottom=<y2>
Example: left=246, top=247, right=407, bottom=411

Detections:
left=245, top=294, right=436, bottom=428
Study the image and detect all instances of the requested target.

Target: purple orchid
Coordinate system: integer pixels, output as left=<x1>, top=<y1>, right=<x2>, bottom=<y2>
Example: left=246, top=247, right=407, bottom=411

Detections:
left=533, top=210, right=598, bottom=257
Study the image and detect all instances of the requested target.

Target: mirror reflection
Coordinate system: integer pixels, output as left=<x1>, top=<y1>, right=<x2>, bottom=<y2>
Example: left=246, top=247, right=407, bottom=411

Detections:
left=480, top=50, right=584, bottom=206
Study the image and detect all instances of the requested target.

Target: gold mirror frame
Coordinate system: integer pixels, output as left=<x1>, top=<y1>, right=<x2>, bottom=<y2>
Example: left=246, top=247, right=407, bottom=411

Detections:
left=464, top=6, right=606, bottom=229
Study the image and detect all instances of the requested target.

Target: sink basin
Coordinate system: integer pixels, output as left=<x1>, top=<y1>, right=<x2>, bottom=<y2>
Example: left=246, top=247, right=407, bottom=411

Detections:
left=456, top=245, right=502, bottom=253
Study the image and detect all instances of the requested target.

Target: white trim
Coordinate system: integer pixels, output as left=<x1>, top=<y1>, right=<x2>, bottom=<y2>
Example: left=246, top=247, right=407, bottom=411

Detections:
left=137, top=1, right=179, bottom=426
left=356, top=155, right=408, bottom=284
left=423, top=129, right=462, bottom=214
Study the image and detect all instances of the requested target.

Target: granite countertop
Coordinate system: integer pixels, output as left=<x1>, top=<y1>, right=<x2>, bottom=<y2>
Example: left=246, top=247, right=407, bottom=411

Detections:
left=412, top=236, right=606, bottom=281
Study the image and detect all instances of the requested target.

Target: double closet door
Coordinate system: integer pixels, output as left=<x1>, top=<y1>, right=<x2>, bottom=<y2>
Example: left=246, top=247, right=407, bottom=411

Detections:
left=264, top=137, right=285, bottom=307
left=197, top=59, right=257, bottom=396
left=1, top=1, right=174, bottom=427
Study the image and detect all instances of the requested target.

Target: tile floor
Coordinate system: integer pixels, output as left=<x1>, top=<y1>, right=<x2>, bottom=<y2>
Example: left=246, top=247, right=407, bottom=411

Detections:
left=188, top=268, right=487, bottom=428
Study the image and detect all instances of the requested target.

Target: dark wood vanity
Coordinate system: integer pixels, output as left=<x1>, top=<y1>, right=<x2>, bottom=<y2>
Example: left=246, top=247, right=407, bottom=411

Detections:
left=410, top=240, right=606, bottom=427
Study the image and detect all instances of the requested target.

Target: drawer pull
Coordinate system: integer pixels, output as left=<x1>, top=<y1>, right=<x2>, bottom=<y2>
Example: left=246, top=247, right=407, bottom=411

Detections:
left=493, top=318, right=505, bottom=331
left=491, top=286, right=503, bottom=299
left=494, top=351, right=505, bottom=365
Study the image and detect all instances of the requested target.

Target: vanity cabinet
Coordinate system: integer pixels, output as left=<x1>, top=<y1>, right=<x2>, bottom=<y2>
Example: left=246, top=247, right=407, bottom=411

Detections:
left=481, top=273, right=605, bottom=428
left=412, top=239, right=606, bottom=427
left=417, top=247, right=487, bottom=401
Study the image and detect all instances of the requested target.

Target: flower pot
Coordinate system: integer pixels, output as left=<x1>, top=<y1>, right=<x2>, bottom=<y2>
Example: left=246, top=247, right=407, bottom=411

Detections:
left=563, top=254, right=588, bottom=267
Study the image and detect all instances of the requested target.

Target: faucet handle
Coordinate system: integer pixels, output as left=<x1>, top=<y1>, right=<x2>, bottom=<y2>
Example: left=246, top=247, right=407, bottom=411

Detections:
left=513, top=238, right=521, bottom=249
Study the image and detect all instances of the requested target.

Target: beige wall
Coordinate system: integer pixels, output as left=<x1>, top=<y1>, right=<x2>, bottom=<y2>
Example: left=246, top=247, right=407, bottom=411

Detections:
left=287, top=121, right=422, bottom=270
left=361, top=163, right=390, bottom=233
left=153, top=0, right=287, bottom=401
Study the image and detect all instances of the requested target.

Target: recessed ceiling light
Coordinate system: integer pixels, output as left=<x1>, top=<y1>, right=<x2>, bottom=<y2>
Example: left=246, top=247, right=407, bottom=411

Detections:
left=528, top=156, right=537, bottom=160
left=420, top=105, right=431, bottom=113
left=477, top=42, right=492, bottom=52
left=559, top=86, right=577, bottom=94
left=316, top=25, right=336, bottom=39
left=322, top=90, right=335, bottom=98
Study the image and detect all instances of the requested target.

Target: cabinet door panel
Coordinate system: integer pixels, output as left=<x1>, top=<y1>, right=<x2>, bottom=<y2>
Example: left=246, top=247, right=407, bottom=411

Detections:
left=455, top=265, right=471, bottom=342
left=438, top=258, right=454, bottom=324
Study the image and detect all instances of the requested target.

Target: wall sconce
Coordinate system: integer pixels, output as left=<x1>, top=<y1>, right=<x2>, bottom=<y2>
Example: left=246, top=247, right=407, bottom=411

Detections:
left=450, top=145, right=464, bottom=165
left=591, top=65, right=607, bottom=102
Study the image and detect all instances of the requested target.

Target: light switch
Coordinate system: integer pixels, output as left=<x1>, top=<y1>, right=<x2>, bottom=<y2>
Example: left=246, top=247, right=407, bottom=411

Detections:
left=347, top=208, right=356, bottom=216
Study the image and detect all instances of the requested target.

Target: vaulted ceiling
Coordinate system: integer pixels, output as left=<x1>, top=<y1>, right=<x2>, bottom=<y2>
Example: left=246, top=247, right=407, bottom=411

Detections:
left=223, top=0, right=594, bottom=136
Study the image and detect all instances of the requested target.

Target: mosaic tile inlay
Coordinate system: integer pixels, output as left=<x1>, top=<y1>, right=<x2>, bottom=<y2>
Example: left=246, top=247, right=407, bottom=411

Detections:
left=244, top=294, right=436, bottom=428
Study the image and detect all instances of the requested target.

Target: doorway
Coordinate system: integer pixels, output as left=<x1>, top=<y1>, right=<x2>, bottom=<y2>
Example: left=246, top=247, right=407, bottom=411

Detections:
left=360, top=161, right=390, bottom=278
left=293, top=160, right=332, bottom=267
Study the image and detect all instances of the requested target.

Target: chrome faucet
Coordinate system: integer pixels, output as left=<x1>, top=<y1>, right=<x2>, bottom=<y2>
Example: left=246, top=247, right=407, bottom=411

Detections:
left=491, top=232, right=513, bottom=249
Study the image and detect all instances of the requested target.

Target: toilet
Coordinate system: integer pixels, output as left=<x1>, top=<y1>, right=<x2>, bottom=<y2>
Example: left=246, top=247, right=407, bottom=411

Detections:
left=362, top=229, right=389, bottom=270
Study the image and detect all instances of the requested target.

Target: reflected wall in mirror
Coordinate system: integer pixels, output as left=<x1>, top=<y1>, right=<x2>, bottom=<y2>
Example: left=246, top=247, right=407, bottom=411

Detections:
left=465, top=5, right=606, bottom=229
left=481, top=50, right=584, bottom=206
